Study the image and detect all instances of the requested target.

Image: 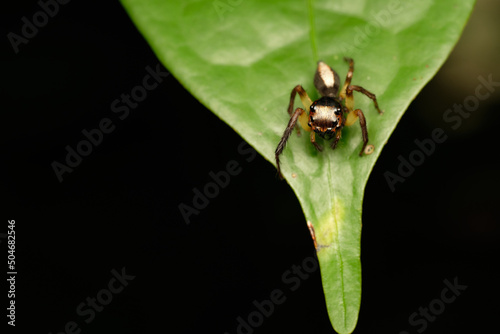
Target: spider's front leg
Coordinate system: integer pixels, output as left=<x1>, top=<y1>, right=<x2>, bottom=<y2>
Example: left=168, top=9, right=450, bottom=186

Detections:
left=275, top=85, right=313, bottom=177
left=288, top=85, right=313, bottom=135
left=331, top=128, right=343, bottom=150
left=310, top=132, right=323, bottom=152
left=275, top=107, right=306, bottom=178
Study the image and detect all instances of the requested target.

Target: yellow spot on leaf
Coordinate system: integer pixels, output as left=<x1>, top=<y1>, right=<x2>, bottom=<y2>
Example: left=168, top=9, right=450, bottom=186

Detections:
left=315, top=197, right=345, bottom=247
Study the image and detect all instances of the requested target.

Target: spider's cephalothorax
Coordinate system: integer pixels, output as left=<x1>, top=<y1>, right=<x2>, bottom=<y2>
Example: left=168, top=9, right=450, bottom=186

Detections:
left=275, top=58, right=383, bottom=177
left=308, top=96, right=344, bottom=139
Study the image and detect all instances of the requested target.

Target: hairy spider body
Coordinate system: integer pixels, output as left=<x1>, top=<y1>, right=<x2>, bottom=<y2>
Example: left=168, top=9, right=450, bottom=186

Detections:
left=275, top=58, right=383, bottom=177
left=308, top=96, right=344, bottom=139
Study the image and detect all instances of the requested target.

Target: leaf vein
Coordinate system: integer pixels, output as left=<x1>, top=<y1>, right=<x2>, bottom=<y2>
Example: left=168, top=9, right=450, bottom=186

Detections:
left=326, top=157, right=347, bottom=328
left=307, top=0, right=319, bottom=62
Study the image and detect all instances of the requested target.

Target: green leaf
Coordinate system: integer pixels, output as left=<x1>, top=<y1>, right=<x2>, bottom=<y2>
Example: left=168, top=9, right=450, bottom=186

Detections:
left=119, top=0, right=475, bottom=332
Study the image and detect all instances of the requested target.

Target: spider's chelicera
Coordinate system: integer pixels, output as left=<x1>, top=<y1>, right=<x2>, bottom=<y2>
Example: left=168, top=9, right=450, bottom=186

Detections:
left=275, top=57, right=383, bottom=177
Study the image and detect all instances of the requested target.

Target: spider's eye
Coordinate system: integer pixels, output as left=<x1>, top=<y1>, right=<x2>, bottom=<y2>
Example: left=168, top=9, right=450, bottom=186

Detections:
left=310, top=105, right=315, bottom=111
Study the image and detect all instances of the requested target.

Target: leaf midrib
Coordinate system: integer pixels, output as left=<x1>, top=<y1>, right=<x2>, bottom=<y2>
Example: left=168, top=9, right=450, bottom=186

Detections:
left=308, top=0, right=347, bottom=327
left=327, top=156, right=347, bottom=328
left=307, top=0, right=319, bottom=62
left=307, top=0, right=347, bottom=327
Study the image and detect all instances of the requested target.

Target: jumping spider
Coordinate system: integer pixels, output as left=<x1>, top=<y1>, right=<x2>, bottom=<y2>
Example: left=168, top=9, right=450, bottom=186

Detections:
left=275, top=57, right=383, bottom=177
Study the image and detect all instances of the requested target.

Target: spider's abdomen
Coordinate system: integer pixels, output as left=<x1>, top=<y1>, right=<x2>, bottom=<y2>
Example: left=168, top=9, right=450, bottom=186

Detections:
left=308, top=96, right=344, bottom=138
left=315, top=61, right=340, bottom=97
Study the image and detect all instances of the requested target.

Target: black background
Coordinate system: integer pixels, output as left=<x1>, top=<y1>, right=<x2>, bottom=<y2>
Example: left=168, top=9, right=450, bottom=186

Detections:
left=2, top=1, right=499, bottom=333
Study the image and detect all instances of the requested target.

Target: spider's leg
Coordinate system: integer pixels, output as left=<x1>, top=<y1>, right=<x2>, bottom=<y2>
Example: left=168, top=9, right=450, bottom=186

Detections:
left=310, top=131, right=323, bottom=152
left=336, top=58, right=380, bottom=156
left=330, top=129, right=343, bottom=150
left=288, top=85, right=313, bottom=135
left=347, top=85, right=383, bottom=115
left=276, top=107, right=305, bottom=178
left=339, top=58, right=382, bottom=114
left=339, top=57, right=355, bottom=102
left=345, top=109, right=368, bottom=156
